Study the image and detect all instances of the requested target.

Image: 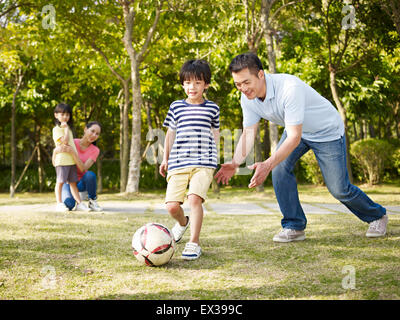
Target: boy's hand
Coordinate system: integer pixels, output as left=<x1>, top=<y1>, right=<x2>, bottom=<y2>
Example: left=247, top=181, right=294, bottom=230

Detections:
left=214, top=162, right=239, bottom=185
left=159, top=160, right=168, bottom=178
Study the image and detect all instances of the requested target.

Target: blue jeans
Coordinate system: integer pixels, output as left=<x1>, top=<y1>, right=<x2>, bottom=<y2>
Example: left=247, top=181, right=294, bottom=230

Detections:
left=271, top=132, right=386, bottom=230
left=62, top=171, right=97, bottom=210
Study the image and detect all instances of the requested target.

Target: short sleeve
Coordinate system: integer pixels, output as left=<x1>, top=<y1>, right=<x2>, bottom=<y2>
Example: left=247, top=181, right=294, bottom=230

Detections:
left=211, top=106, right=220, bottom=129
left=283, top=85, right=305, bottom=126
left=163, top=103, right=177, bottom=130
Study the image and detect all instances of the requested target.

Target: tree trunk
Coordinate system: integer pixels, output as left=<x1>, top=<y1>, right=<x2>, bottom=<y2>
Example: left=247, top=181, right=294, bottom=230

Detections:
left=329, top=66, right=353, bottom=183
left=125, top=60, right=142, bottom=194
left=261, top=0, right=279, bottom=154
left=119, top=82, right=130, bottom=193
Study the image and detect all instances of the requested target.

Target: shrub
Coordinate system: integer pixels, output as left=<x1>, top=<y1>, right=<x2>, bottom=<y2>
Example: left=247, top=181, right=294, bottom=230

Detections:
left=299, top=150, right=324, bottom=186
left=350, top=138, right=392, bottom=185
left=393, top=148, right=400, bottom=176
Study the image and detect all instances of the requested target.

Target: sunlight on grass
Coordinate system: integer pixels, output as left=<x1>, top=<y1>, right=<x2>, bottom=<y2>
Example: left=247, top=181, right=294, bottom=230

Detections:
left=0, top=185, right=399, bottom=300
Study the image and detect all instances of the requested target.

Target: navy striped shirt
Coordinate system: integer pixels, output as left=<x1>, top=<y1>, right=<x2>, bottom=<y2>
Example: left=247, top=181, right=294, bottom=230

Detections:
left=163, top=99, right=220, bottom=172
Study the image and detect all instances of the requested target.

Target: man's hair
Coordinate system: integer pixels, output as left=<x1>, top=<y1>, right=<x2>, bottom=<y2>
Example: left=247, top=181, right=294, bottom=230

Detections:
left=179, top=59, right=211, bottom=85
left=54, top=102, right=73, bottom=127
left=229, top=52, right=264, bottom=75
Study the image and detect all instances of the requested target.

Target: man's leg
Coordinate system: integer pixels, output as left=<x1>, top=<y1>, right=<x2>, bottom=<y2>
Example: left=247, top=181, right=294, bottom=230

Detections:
left=271, top=132, right=310, bottom=231
left=310, top=136, right=386, bottom=223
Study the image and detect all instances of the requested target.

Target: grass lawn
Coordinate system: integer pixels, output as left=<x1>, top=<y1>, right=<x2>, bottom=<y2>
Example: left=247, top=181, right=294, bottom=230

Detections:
left=0, top=184, right=399, bottom=300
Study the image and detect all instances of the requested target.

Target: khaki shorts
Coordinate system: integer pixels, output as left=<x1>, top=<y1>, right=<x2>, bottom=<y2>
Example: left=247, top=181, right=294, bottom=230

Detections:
left=165, top=167, right=214, bottom=203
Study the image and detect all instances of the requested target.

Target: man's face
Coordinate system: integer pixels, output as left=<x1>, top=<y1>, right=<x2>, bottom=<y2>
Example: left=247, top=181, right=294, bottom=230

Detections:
left=232, top=68, right=265, bottom=100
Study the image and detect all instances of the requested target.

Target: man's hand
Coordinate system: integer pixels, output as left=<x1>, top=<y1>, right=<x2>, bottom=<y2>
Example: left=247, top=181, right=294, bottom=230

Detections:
left=248, top=160, right=272, bottom=188
left=159, top=160, right=168, bottom=178
left=214, top=162, right=239, bottom=185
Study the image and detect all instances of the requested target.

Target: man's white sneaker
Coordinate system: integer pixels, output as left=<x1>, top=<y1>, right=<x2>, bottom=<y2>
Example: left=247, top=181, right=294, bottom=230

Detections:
left=79, top=191, right=88, bottom=201
left=75, top=202, right=92, bottom=212
left=171, top=216, right=189, bottom=243
left=182, top=242, right=202, bottom=260
left=366, top=214, right=388, bottom=238
left=88, top=199, right=103, bottom=212
left=273, top=228, right=306, bottom=243
left=56, top=203, right=69, bottom=212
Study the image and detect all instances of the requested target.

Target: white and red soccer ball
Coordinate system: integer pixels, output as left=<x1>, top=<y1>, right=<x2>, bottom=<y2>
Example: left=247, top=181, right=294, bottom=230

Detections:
left=132, top=222, right=176, bottom=267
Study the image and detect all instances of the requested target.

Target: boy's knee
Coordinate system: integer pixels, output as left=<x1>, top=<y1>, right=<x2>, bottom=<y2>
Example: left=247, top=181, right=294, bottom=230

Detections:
left=188, top=194, right=203, bottom=206
left=166, top=202, right=181, bottom=216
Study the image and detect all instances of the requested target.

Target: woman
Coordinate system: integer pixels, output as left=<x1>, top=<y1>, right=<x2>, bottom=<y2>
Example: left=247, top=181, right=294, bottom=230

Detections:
left=53, top=121, right=103, bottom=212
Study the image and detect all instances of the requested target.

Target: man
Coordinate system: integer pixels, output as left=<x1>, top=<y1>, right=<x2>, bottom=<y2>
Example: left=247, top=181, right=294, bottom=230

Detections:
left=214, top=52, right=388, bottom=242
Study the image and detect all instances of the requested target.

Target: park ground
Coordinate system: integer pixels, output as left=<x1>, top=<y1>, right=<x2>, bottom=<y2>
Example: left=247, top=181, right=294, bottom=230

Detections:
left=0, top=184, right=399, bottom=300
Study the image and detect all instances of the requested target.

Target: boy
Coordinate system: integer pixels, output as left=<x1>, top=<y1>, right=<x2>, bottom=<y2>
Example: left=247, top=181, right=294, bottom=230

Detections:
left=159, top=60, right=220, bottom=260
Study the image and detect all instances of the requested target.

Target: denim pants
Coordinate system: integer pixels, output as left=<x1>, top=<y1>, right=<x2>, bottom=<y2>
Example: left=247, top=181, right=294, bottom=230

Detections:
left=271, top=132, right=386, bottom=230
left=62, top=171, right=97, bottom=210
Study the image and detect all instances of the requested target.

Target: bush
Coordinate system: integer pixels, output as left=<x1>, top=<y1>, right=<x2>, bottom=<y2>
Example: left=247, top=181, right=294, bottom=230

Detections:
left=393, top=148, right=400, bottom=176
left=299, top=150, right=325, bottom=186
left=350, top=138, right=392, bottom=185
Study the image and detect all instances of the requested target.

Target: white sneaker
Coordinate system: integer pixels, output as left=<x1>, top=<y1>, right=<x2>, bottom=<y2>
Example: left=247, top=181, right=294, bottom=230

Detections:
left=366, top=214, right=388, bottom=238
left=273, top=228, right=306, bottom=243
left=171, top=216, right=189, bottom=243
left=88, top=199, right=103, bottom=212
left=79, top=191, right=88, bottom=201
left=56, top=202, right=69, bottom=212
left=75, top=202, right=92, bottom=212
left=182, top=242, right=202, bottom=260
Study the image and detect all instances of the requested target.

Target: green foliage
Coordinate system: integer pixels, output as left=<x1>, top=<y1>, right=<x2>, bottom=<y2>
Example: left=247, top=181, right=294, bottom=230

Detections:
left=299, top=150, right=325, bottom=186
left=350, top=138, right=393, bottom=185
left=391, top=148, right=400, bottom=177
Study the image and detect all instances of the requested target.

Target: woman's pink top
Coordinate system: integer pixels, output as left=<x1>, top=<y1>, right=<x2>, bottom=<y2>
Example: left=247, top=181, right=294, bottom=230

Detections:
left=73, top=139, right=100, bottom=181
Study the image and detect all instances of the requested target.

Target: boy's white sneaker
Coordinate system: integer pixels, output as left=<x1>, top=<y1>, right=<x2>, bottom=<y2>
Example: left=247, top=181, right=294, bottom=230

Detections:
left=56, top=203, right=69, bottom=212
left=182, top=242, right=202, bottom=260
left=171, top=216, right=190, bottom=243
left=88, top=199, right=103, bottom=212
left=75, top=202, right=92, bottom=212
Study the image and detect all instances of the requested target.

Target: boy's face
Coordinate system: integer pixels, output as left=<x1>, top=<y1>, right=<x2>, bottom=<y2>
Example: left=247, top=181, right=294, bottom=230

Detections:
left=182, top=77, right=209, bottom=103
left=54, top=112, right=70, bottom=124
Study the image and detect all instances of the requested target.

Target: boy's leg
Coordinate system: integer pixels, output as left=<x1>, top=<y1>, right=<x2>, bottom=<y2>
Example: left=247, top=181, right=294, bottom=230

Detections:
left=187, top=194, right=203, bottom=244
left=310, top=136, right=386, bottom=223
left=165, top=169, right=191, bottom=242
left=166, top=201, right=187, bottom=226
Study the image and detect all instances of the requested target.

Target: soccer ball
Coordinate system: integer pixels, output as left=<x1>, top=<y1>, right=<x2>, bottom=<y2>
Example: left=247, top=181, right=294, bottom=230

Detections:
left=132, top=222, right=176, bottom=267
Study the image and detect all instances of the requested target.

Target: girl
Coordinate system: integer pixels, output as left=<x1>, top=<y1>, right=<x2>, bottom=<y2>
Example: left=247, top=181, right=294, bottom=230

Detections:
left=52, top=103, right=90, bottom=212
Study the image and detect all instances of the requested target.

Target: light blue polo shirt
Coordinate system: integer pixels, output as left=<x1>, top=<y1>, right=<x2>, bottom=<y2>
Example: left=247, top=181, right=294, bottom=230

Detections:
left=241, top=73, right=344, bottom=142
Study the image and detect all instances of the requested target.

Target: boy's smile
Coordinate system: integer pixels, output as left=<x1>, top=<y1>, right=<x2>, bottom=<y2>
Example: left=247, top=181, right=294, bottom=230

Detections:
left=183, top=78, right=209, bottom=104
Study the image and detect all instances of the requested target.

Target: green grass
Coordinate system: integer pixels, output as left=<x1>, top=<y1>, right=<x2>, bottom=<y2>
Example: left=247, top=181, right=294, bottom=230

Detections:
left=0, top=185, right=399, bottom=300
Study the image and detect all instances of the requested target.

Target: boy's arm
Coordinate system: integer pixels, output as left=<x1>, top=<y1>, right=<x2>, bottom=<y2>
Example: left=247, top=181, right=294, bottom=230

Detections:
left=159, top=128, right=176, bottom=177
left=212, top=128, right=220, bottom=146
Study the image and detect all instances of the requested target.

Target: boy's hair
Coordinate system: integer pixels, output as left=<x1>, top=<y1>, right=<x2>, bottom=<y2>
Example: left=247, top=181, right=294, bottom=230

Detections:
left=179, top=59, right=211, bottom=85
left=54, top=102, right=73, bottom=127
left=229, top=52, right=264, bottom=76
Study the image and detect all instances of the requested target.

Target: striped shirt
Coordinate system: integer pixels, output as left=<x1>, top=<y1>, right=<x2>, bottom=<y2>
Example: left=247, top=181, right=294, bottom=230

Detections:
left=163, top=99, right=220, bottom=172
